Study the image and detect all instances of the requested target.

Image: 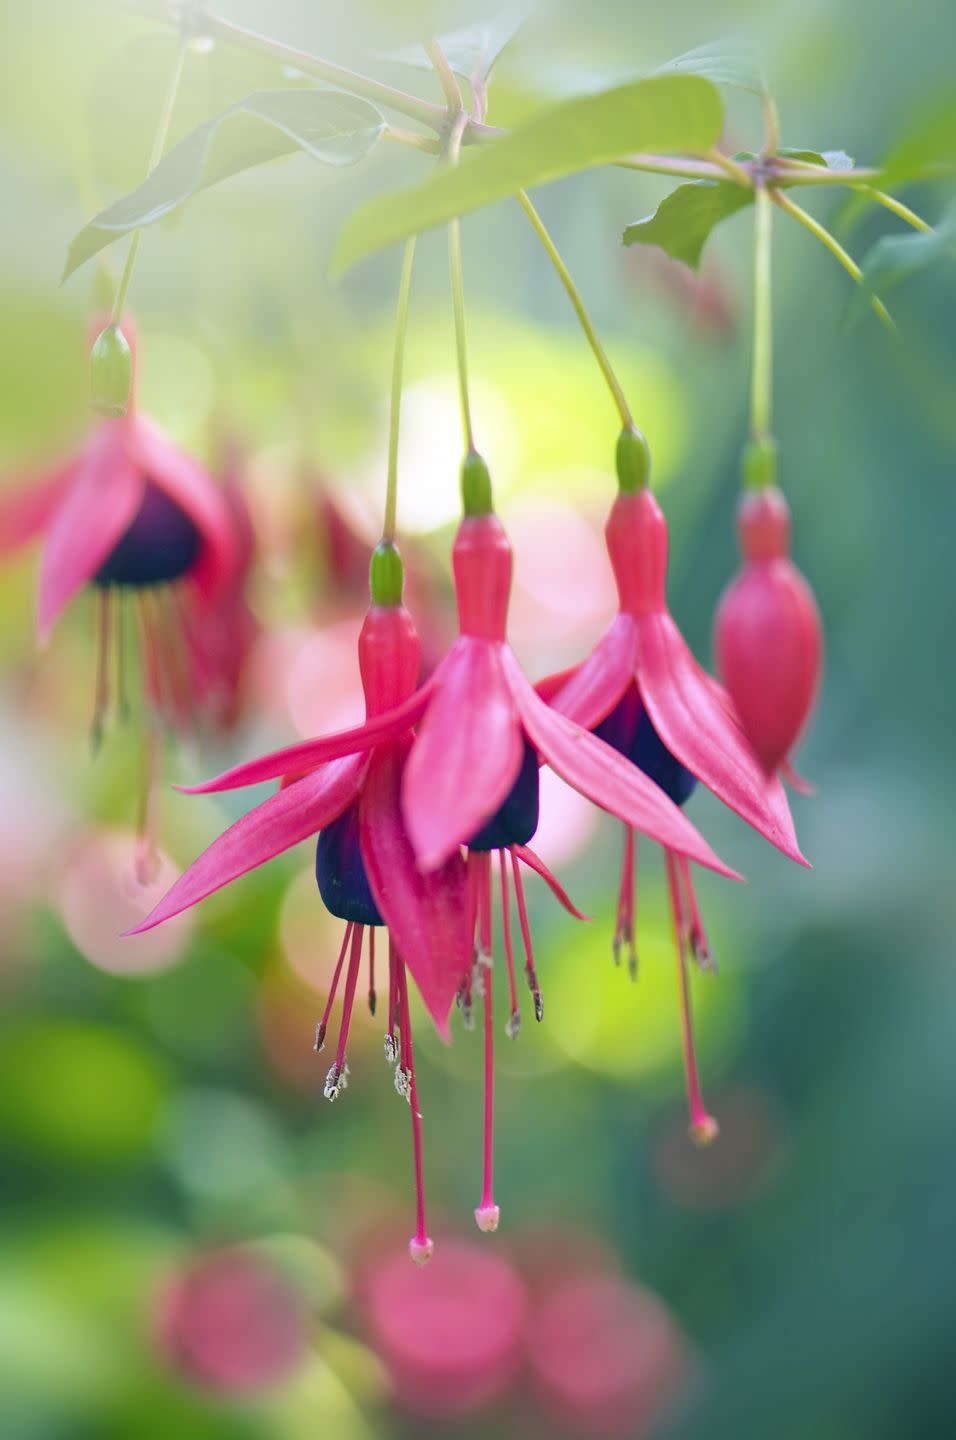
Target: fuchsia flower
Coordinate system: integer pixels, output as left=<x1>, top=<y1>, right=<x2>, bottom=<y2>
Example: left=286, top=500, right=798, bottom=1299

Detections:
left=714, top=485, right=822, bottom=775
left=0, top=324, right=239, bottom=743
left=132, top=571, right=472, bottom=1262
left=539, top=453, right=808, bottom=1140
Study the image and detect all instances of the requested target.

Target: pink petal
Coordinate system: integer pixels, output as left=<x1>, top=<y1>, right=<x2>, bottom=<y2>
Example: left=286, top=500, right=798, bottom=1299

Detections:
left=0, top=461, right=74, bottom=556
left=534, top=662, right=581, bottom=704
left=126, top=413, right=239, bottom=598
left=37, top=425, right=145, bottom=640
left=401, top=637, right=524, bottom=871
left=512, top=844, right=589, bottom=919
left=545, top=613, right=637, bottom=729
left=781, top=759, right=815, bottom=796
left=501, top=647, right=739, bottom=880
left=180, top=683, right=433, bottom=794
left=360, top=744, right=471, bottom=1037
left=634, top=612, right=808, bottom=865
left=127, top=754, right=366, bottom=933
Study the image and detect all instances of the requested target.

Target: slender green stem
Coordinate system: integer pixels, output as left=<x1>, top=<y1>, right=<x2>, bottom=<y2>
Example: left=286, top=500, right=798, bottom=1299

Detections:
left=129, top=0, right=444, bottom=130
left=769, top=160, right=880, bottom=186
left=112, top=39, right=187, bottom=324
left=445, top=111, right=475, bottom=452
left=857, top=187, right=933, bottom=233
left=750, top=186, right=773, bottom=444
left=426, top=38, right=464, bottom=111
left=383, top=237, right=417, bottom=544
left=762, top=93, right=781, bottom=155
left=772, top=190, right=896, bottom=332
left=516, top=190, right=632, bottom=428
left=616, top=154, right=729, bottom=181
left=383, top=125, right=440, bottom=155
left=706, top=148, right=753, bottom=188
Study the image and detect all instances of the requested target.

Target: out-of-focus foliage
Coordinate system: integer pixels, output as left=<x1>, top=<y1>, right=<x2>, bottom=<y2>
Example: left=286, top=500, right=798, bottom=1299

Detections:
left=1, top=1, right=955, bottom=1439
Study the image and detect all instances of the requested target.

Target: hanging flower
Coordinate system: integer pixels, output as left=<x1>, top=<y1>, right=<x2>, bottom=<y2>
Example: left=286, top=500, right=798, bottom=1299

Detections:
left=132, top=553, right=472, bottom=1263
left=714, top=485, right=822, bottom=775
left=538, top=434, right=809, bottom=1140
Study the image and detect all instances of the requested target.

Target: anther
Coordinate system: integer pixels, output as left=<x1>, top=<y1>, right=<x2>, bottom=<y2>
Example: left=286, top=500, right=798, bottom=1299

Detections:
left=324, top=1061, right=350, bottom=1101
left=384, top=1032, right=399, bottom=1065
left=394, top=1065, right=412, bottom=1103
left=505, top=1009, right=521, bottom=1040
left=314, top=1021, right=326, bottom=1053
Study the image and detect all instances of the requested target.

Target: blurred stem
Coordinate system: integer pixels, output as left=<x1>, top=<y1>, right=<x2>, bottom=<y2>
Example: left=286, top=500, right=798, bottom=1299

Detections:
left=750, top=186, right=773, bottom=446
left=707, top=148, right=752, bottom=187
left=383, top=238, right=417, bottom=544
left=446, top=111, right=475, bottom=453
left=426, top=38, right=464, bottom=111
left=516, top=190, right=633, bottom=428
left=772, top=191, right=896, bottom=332
left=383, top=125, right=440, bottom=154
left=112, top=39, right=187, bottom=324
left=860, top=188, right=933, bottom=232
left=762, top=93, right=781, bottom=154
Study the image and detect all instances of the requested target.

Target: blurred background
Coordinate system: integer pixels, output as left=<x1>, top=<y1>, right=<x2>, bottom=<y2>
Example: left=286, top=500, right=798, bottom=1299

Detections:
left=1, top=0, right=955, bottom=1436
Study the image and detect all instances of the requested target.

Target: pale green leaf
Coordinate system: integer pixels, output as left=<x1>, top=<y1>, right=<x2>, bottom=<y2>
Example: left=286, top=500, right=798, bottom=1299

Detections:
left=654, top=38, right=765, bottom=95
left=64, top=89, right=386, bottom=280
left=846, top=200, right=956, bottom=325
left=623, top=181, right=752, bottom=268
left=333, top=74, right=723, bottom=272
left=387, top=12, right=526, bottom=81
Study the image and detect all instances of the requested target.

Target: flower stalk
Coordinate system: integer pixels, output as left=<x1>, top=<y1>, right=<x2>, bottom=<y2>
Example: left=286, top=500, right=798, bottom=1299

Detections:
left=383, top=237, right=417, bottom=546
left=771, top=190, right=896, bottom=332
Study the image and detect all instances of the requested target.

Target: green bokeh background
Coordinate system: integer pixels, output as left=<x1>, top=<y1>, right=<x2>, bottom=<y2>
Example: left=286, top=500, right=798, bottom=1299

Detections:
left=1, top=0, right=955, bottom=1436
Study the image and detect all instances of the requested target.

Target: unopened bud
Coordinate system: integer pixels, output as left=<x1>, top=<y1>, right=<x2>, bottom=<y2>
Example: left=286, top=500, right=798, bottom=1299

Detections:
left=90, top=323, right=133, bottom=418
left=615, top=425, right=650, bottom=493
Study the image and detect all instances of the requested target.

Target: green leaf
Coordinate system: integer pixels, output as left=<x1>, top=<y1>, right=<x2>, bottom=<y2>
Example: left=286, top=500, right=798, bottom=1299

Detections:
left=64, top=89, right=385, bottom=280
left=654, top=38, right=765, bottom=95
left=880, top=93, right=956, bottom=184
left=778, top=147, right=855, bottom=171
left=388, top=13, right=526, bottom=81
left=846, top=200, right=956, bottom=325
left=333, top=74, right=723, bottom=272
left=622, top=180, right=752, bottom=268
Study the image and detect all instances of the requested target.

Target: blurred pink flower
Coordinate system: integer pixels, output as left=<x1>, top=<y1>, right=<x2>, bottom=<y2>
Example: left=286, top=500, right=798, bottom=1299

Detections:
left=153, top=1246, right=311, bottom=1393
left=359, top=1238, right=527, bottom=1417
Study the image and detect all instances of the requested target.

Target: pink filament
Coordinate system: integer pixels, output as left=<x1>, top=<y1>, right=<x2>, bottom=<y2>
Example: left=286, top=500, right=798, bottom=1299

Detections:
left=475, top=852, right=496, bottom=1214
left=665, top=850, right=716, bottom=1142
left=386, top=933, right=398, bottom=1049
left=509, top=848, right=540, bottom=1001
left=396, top=939, right=430, bottom=1250
left=367, top=925, right=376, bottom=1015
left=317, top=922, right=354, bottom=1044
left=333, top=923, right=364, bottom=1072
left=678, top=854, right=711, bottom=966
left=614, top=824, right=636, bottom=965
left=498, top=849, right=519, bottom=1022
left=92, top=588, right=112, bottom=745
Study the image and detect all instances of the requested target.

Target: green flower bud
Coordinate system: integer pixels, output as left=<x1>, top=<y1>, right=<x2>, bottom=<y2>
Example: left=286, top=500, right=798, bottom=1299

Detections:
left=369, top=540, right=404, bottom=607
left=615, top=426, right=650, bottom=493
left=90, top=324, right=133, bottom=418
left=461, top=450, right=493, bottom=516
left=742, top=436, right=777, bottom=490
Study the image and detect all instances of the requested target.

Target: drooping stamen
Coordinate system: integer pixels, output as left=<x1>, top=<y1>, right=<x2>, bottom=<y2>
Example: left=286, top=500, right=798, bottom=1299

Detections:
left=149, top=589, right=192, bottom=732
left=314, top=922, right=354, bottom=1052
left=325, top=922, right=363, bottom=1101
left=385, top=937, right=399, bottom=1064
left=613, top=824, right=638, bottom=979
left=510, top=849, right=543, bottom=1021
left=498, top=850, right=520, bottom=1038
left=678, top=854, right=715, bottom=972
left=115, top=590, right=131, bottom=723
left=395, top=946, right=433, bottom=1265
left=135, top=592, right=164, bottom=719
left=457, top=855, right=480, bottom=1027
left=132, top=609, right=162, bottom=887
left=473, top=852, right=500, bottom=1232
left=91, top=589, right=112, bottom=752
left=367, top=925, right=377, bottom=1016
left=665, top=851, right=718, bottom=1146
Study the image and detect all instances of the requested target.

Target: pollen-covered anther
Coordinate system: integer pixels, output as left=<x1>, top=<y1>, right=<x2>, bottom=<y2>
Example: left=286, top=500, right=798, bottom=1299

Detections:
left=505, top=1009, right=521, bottom=1040
left=383, top=1032, right=399, bottom=1065
left=470, top=958, right=487, bottom=1002
left=689, top=931, right=717, bottom=973
left=313, top=1020, right=326, bottom=1053
left=690, top=1114, right=720, bottom=1147
left=408, top=1236, right=434, bottom=1266
left=456, top=984, right=475, bottom=1030
left=394, top=1065, right=412, bottom=1103
left=323, top=1061, right=350, bottom=1101
left=627, top=940, right=639, bottom=982
left=532, top=987, right=544, bottom=1023
left=474, top=1203, right=501, bottom=1233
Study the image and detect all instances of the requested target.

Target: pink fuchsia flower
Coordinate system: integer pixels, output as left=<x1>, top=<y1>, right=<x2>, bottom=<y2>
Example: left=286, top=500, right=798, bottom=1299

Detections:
left=153, top=1245, right=312, bottom=1393
left=132, top=554, right=472, bottom=1263
left=714, top=486, right=822, bottom=775
left=358, top=1237, right=528, bottom=1418
left=540, top=438, right=808, bottom=1141
left=0, top=322, right=241, bottom=875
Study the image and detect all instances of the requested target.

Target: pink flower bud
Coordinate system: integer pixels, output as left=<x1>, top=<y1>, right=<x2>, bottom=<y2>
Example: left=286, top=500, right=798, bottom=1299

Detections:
left=714, top=489, right=822, bottom=775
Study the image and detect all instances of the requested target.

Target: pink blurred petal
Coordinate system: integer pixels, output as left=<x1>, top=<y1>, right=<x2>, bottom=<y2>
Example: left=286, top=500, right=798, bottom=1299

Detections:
left=126, top=413, right=238, bottom=598
left=129, top=754, right=366, bottom=932
left=781, top=759, right=815, bottom=796
left=501, top=648, right=739, bottom=880
left=37, top=425, right=144, bottom=640
left=180, top=683, right=433, bottom=795
left=402, top=638, right=524, bottom=871
left=512, top=844, right=589, bottom=920
left=360, top=744, right=471, bottom=1037
left=0, top=461, right=74, bottom=556
left=635, top=612, right=809, bottom=866
left=545, top=613, right=637, bottom=730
